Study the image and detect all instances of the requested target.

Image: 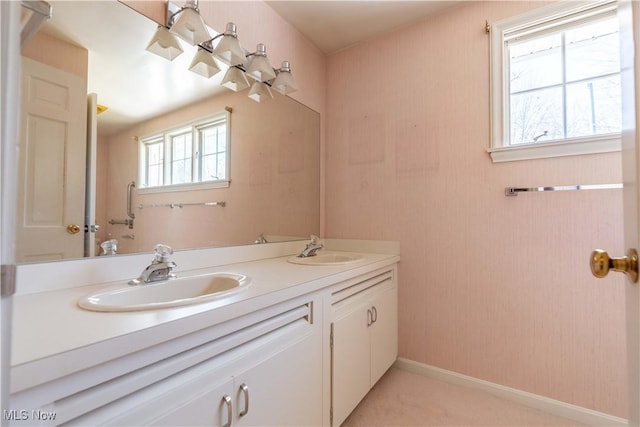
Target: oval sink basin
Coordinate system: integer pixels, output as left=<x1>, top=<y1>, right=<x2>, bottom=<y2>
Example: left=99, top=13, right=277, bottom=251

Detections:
left=78, top=273, right=251, bottom=312
left=287, top=252, right=363, bottom=266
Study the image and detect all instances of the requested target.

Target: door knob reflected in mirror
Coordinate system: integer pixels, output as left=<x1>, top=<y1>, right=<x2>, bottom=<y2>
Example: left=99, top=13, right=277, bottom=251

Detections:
left=590, top=249, right=639, bottom=283
left=66, top=224, right=81, bottom=234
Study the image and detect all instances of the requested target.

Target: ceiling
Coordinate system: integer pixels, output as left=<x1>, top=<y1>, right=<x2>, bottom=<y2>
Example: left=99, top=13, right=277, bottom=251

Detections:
left=265, top=1, right=460, bottom=54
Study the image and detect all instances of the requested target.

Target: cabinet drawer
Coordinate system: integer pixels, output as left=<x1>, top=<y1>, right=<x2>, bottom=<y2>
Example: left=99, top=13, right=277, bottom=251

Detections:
left=331, top=270, right=395, bottom=320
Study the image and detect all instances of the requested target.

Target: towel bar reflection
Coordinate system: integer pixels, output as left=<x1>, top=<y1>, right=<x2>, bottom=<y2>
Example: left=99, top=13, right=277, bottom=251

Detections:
left=137, top=201, right=226, bottom=209
left=505, top=184, right=623, bottom=197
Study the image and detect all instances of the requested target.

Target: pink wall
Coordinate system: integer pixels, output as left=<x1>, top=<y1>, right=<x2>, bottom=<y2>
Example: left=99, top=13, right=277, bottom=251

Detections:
left=325, top=1, right=627, bottom=417
left=101, top=90, right=319, bottom=254
left=22, top=32, right=88, bottom=79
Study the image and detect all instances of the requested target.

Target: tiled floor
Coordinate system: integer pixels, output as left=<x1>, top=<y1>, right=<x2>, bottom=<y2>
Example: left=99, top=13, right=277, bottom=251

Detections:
left=342, top=368, right=585, bottom=427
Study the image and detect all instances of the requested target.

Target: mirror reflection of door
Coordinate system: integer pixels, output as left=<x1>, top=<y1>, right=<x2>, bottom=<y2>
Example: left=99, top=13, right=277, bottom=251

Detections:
left=17, top=57, right=87, bottom=262
left=85, top=92, right=98, bottom=257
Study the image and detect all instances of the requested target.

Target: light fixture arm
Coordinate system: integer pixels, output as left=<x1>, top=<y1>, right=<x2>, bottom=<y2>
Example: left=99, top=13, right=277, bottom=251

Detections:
left=246, top=43, right=268, bottom=59
left=199, top=37, right=219, bottom=52
left=167, top=0, right=200, bottom=27
left=199, top=22, right=239, bottom=52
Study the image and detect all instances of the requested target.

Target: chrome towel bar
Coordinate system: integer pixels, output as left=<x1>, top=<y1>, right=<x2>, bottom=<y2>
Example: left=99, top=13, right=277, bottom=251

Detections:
left=505, top=184, right=622, bottom=197
left=137, top=201, right=226, bottom=209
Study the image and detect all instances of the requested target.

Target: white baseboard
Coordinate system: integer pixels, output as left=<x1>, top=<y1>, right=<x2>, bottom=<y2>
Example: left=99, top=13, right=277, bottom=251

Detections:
left=394, top=358, right=628, bottom=427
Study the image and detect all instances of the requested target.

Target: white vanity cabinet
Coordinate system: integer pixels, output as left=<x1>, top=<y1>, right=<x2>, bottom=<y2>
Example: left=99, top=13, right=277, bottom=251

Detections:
left=329, top=268, right=398, bottom=426
left=10, top=250, right=400, bottom=427
left=13, top=295, right=322, bottom=427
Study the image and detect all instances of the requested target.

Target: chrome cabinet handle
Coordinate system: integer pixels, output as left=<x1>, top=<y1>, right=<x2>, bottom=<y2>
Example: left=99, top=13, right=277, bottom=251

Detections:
left=222, top=394, right=232, bottom=427
left=239, top=383, right=249, bottom=417
left=372, top=306, right=378, bottom=323
left=367, top=308, right=372, bottom=327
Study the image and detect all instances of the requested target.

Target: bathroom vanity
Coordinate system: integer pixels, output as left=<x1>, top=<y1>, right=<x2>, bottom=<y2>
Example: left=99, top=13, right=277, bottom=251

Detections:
left=8, top=240, right=399, bottom=426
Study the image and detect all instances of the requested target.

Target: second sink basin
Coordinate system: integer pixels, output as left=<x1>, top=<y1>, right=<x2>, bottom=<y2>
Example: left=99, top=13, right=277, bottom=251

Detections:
left=287, top=252, right=363, bottom=266
left=78, top=273, right=251, bottom=312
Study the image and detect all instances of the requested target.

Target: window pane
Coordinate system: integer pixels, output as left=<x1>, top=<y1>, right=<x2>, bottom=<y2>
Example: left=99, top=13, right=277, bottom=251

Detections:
left=199, top=124, right=227, bottom=182
left=146, top=142, right=164, bottom=187
left=566, top=75, right=621, bottom=138
left=565, top=16, right=619, bottom=82
left=202, top=128, right=218, bottom=155
left=202, top=155, right=218, bottom=181
left=148, top=164, right=162, bottom=187
left=217, top=128, right=227, bottom=152
left=509, top=33, right=562, bottom=93
left=510, top=86, right=563, bottom=145
left=148, top=142, right=163, bottom=164
left=172, top=159, right=191, bottom=184
left=172, top=133, right=192, bottom=159
left=170, top=132, right=192, bottom=184
left=217, top=156, right=226, bottom=179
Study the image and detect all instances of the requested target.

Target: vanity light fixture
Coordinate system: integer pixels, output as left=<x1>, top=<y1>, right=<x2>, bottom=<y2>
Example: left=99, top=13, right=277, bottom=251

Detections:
left=168, top=0, right=210, bottom=46
left=146, top=25, right=184, bottom=61
left=245, top=43, right=277, bottom=82
left=248, top=81, right=274, bottom=102
left=221, top=66, right=251, bottom=92
left=188, top=47, right=221, bottom=78
left=145, top=2, right=299, bottom=103
left=209, top=23, right=246, bottom=67
left=271, top=61, right=298, bottom=95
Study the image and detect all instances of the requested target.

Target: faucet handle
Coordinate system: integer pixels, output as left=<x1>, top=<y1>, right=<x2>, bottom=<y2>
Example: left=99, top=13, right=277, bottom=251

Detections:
left=153, top=243, right=174, bottom=262
left=310, top=235, right=321, bottom=245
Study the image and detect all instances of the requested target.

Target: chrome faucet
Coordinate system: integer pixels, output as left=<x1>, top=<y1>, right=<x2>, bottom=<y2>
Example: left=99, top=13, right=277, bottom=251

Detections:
left=298, top=235, right=324, bottom=257
left=129, top=244, right=177, bottom=285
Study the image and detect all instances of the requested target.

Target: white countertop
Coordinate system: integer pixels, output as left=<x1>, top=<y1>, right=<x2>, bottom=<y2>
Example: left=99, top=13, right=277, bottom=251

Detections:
left=11, top=243, right=399, bottom=394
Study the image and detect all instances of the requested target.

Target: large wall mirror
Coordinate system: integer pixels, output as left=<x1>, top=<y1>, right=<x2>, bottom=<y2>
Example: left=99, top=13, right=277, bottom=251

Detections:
left=18, top=0, right=320, bottom=263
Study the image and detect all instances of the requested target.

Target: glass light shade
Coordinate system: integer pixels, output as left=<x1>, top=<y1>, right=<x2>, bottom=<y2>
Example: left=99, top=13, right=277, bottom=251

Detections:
left=146, top=26, right=183, bottom=61
left=245, top=44, right=276, bottom=82
left=170, top=6, right=210, bottom=46
left=212, top=23, right=246, bottom=66
left=189, top=48, right=221, bottom=78
left=248, top=81, right=273, bottom=103
left=271, top=61, right=298, bottom=95
left=221, top=67, right=250, bottom=92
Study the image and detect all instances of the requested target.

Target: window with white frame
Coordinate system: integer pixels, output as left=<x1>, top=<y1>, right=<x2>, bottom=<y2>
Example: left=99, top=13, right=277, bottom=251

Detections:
left=138, top=111, right=230, bottom=191
left=488, top=1, right=621, bottom=162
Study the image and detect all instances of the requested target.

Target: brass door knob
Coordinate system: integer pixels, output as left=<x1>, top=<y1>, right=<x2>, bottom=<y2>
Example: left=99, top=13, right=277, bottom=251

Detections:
left=590, top=249, right=638, bottom=283
left=66, top=224, right=81, bottom=234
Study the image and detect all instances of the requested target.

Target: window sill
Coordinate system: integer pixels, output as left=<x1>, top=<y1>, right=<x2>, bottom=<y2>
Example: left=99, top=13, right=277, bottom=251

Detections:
left=138, top=180, right=230, bottom=194
left=487, top=135, right=621, bottom=163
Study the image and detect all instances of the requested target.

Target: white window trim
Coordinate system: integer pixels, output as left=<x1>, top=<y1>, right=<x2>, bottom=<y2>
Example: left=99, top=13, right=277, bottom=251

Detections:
left=137, top=180, right=231, bottom=194
left=488, top=0, right=621, bottom=163
left=138, top=111, right=231, bottom=193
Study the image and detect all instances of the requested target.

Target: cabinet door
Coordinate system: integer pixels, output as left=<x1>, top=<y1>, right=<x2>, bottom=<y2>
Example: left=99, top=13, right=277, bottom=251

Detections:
left=234, top=330, right=322, bottom=426
left=148, top=379, right=234, bottom=427
left=77, top=375, right=236, bottom=426
left=370, top=284, right=398, bottom=385
left=331, top=303, right=371, bottom=427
